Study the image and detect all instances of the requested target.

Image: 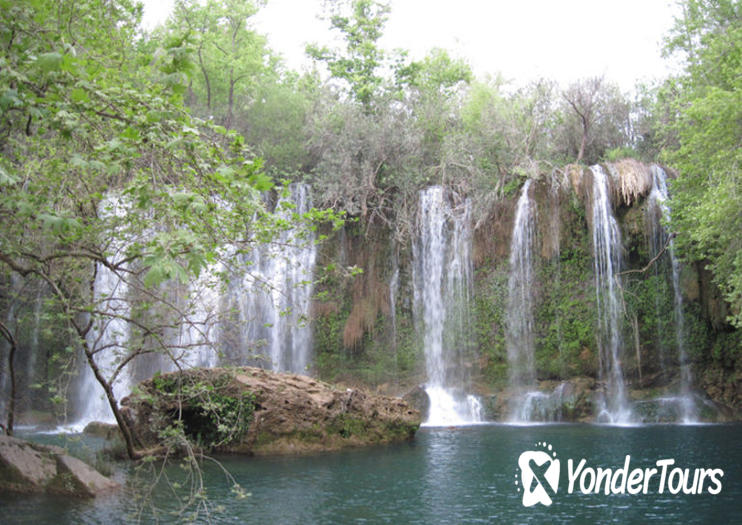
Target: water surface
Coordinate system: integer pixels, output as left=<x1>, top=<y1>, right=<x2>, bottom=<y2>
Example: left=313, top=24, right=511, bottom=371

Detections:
left=2, top=424, right=739, bottom=524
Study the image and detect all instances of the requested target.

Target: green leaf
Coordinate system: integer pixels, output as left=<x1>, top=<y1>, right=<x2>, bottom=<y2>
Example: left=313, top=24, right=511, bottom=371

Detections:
left=37, top=52, right=63, bottom=72
left=0, top=89, right=22, bottom=110
left=70, top=154, right=88, bottom=169
left=0, top=166, right=18, bottom=186
left=120, top=126, right=140, bottom=141
left=249, top=172, right=274, bottom=192
left=70, top=87, right=89, bottom=103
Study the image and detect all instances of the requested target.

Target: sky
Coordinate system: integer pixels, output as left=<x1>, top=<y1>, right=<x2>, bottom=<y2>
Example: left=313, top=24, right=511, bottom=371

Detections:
left=142, top=0, right=681, bottom=91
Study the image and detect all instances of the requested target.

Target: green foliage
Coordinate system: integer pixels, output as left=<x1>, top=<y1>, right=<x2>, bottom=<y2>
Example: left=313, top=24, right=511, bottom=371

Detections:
left=313, top=275, right=421, bottom=388
left=395, top=48, right=472, bottom=98
left=559, top=76, right=634, bottom=165
left=307, top=0, right=390, bottom=109
left=152, top=372, right=256, bottom=450
left=397, top=49, right=472, bottom=168
left=473, top=267, right=509, bottom=385
left=533, top=209, right=598, bottom=379
left=0, top=0, right=343, bottom=458
left=450, top=78, right=564, bottom=214
left=166, top=0, right=274, bottom=128
left=329, top=414, right=367, bottom=438
left=0, top=0, right=276, bottom=287
left=709, top=329, right=742, bottom=367
left=604, top=146, right=641, bottom=162
left=243, top=73, right=316, bottom=173
left=311, top=227, right=422, bottom=388
left=659, top=0, right=742, bottom=327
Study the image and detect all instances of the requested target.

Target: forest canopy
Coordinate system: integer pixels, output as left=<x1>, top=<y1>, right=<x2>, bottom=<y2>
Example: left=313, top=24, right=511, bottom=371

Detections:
left=0, top=0, right=740, bottom=450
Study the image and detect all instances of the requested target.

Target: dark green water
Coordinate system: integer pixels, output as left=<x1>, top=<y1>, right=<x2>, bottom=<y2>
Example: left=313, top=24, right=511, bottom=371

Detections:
left=2, top=424, right=740, bottom=524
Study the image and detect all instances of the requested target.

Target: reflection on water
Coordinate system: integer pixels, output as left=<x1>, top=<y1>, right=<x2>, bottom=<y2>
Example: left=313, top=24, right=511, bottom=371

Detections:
left=1, top=424, right=740, bottom=524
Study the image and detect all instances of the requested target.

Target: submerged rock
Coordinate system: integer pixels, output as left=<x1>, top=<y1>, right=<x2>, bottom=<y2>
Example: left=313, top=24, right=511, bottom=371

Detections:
left=0, top=435, right=118, bottom=497
left=122, top=367, right=421, bottom=455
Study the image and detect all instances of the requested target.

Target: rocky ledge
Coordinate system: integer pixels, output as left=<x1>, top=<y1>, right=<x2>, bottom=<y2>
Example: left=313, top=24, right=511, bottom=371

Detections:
left=122, top=367, right=421, bottom=455
left=0, top=435, right=118, bottom=497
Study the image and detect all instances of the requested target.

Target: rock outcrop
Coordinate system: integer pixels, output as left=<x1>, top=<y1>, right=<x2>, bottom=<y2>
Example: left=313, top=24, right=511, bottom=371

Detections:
left=481, top=377, right=597, bottom=422
left=83, top=421, right=121, bottom=441
left=0, top=435, right=118, bottom=497
left=122, top=367, right=421, bottom=455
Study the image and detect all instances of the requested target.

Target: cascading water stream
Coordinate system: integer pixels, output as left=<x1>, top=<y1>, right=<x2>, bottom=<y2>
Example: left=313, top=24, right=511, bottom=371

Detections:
left=512, top=383, right=569, bottom=423
left=25, top=285, right=45, bottom=398
left=590, top=165, right=632, bottom=424
left=74, top=196, right=132, bottom=427
left=70, top=186, right=317, bottom=428
left=413, top=186, right=481, bottom=426
left=235, top=183, right=316, bottom=374
left=171, top=265, right=222, bottom=370
left=647, top=165, right=697, bottom=422
left=505, top=180, right=540, bottom=421
left=389, top=248, right=400, bottom=379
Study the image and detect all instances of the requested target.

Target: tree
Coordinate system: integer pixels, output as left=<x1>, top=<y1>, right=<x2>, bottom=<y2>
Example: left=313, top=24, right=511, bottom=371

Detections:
left=560, top=76, right=633, bottom=164
left=440, top=77, right=561, bottom=216
left=307, top=0, right=390, bottom=110
left=396, top=48, right=472, bottom=168
left=306, top=91, right=419, bottom=225
left=167, top=0, right=275, bottom=129
left=0, top=318, right=18, bottom=435
left=0, top=0, right=332, bottom=459
left=242, top=72, right=318, bottom=176
left=659, top=0, right=742, bottom=326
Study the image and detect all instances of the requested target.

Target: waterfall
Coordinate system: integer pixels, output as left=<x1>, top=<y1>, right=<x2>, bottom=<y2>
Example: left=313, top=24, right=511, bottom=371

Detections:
left=235, top=183, right=316, bottom=374
left=505, top=180, right=539, bottom=421
left=389, top=248, right=400, bottom=379
left=647, top=165, right=697, bottom=422
left=74, top=197, right=132, bottom=427
left=590, top=166, right=632, bottom=424
left=512, top=383, right=568, bottom=423
left=170, top=264, right=222, bottom=370
left=413, top=186, right=481, bottom=426
left=25, top=284, right=44, bottom=398
left=69, top=186, right=317, bottom=427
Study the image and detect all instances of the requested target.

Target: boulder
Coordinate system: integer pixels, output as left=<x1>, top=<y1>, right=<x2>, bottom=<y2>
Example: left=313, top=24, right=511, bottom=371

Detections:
left=83, top=421, right=121, bottom=441
left=402, top=385, right=430, bottom=421
left=482, top=377, right=596, bottom=422
left=122, top=367, right=422, bottom=455
left=0, top=435, right=118, bottom=497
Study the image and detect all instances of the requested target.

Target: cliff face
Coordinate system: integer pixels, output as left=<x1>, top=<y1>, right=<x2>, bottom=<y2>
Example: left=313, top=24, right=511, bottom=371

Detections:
left=1, top=162, right=739, bottom=425
left=311, top=160, right=741, bottom=418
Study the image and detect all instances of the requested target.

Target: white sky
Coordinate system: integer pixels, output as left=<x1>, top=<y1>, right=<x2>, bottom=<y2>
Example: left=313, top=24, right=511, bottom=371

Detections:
left=142, top=0, right=681, bottom=91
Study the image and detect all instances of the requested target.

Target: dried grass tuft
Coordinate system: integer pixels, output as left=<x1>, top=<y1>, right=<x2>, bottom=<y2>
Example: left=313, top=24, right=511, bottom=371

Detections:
left=342, top=245, right=390, bottom=350
left=312, top=301, right=339, bottom=317
left=612, top=159, right=652, bottom=207
left=566, top=164, right=585, bottom=196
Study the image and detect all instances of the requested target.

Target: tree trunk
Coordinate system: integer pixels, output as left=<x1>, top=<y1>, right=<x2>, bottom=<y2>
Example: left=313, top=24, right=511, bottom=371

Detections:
left=577, top=114, right=589, bottom=164
left=0, top=320, right=17, bottom=436
left=227, top=71, right=235, bottom=130
left=198, top=42, right=211, bottom=111
left=577, top=131, right=586, bottom=164
left=83, top=344, right=141, bottom=459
